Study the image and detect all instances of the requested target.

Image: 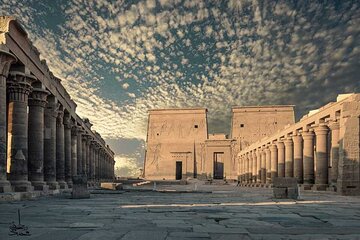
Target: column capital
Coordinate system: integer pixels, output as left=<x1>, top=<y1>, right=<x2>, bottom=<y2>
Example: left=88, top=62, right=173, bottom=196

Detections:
left=284, top=136, right=293, bottom=145
left=63, top=112, right=72, bottom=129
left=302, top=129, right=314, bottom=139
left=56, top=108, right=65, bottom=128
left=269, top=144, right=277, bottom=151
left=28, top=88, right=49, bottom=107
left=0, top=49, right=17, bottom=77
left=7, top=71, right=36, bottom=101
left=292, top=133, right=303, bottom=143
left=71, top=125, right=78, bottom=136
left=264, top=146, right=271, bottom=154
left=276, top=141, right=284, bottom=148
left=328, top=121, right=339, bottom=130
left=314, top=124, right=329, bottom=135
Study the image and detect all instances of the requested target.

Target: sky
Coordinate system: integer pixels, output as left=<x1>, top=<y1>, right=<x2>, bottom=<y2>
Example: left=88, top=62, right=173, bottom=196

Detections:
left=1, top=0, right=359, bottom=177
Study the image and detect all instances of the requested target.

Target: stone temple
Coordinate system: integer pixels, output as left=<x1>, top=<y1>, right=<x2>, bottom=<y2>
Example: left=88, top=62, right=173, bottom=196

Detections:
left=144, top=94, right=360, bottom=196
left=0, top=16, right=115, bottom=195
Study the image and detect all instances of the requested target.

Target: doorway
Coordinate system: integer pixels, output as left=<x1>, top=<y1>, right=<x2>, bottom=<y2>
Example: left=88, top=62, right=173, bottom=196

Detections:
left=213, top=152, right=224, bottom=179
left=175, top=161, right=182, bottom=180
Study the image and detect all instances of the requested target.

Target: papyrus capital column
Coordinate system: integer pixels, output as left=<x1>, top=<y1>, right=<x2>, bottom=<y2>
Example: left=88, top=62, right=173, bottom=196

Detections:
left=44, top=97, right=60, bottom=190
left=56, top=108, right=67, bottom=189
left=284, top=136, right=294, bottom=178
left=28, top=87, right=49, bottom=190
left=302, top=130, right=315, bottom=186
left=314, top=124, right=329, bottom=190
left=7, top=71, right=36, bottom=191
left=269, top=144, right=278, bottom=181
left=292, top=132, right=303, bottom=183
left=63, top=112, right=72, bottom=188
left=0, top=49, right=16, bottom=192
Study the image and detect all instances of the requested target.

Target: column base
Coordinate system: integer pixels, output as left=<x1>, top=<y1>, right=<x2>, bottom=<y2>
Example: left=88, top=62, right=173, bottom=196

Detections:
left=46, top=181, right=60, bottom=190
left=58, top=181, right=68, bottom=189
left=313, top=184, right=328, bottom=191
left=10, top=180, right=34, bottom=192
left=300, top=184, right=313, bottom=190
left=0, top=180, right=12, bottom=193
left=31, top=181, right=49, bottom=191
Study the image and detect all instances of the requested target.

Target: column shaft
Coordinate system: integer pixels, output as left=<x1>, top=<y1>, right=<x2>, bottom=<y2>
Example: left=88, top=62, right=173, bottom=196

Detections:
left=0, top=50, right=16, bottom=193
left=256, top=150, right=261, bottom=183
left=252, top=151, right=257, bottom=183
left=270, top=144, right=278, bottom=181
left=76, top=127, right=83, bottom=175
left=56, top=109, right=67, bottom=189
left=260, top=149, right=266, bottom=184
left=284, top=137, right=294, bottom=177
left=329, top=121, right=339, bottom=186
left=64, top=113, right=72, bottom=188
left=28, top=88, right=49, bottom=190
left=303, top=130, right=315, bottom=185
left=71, top=127, right=78, bottom=177
left=314, top=125, right=329, bottom=190
left=44, top=97, right=59, bottom=190
left=293, top=134, right=303, bottom=183
left=276, top=141, right=285, bottom=177
left=265, top=147, right=271, bottom=184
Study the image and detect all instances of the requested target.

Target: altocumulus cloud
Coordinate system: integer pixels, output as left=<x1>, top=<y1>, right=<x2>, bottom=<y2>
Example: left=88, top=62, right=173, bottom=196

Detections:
left=1, top=0, right=359, bottom=176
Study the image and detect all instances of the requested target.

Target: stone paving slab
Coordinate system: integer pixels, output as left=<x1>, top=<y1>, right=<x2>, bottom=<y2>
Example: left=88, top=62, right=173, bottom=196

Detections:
left=0, top=185, right=360, bottom=239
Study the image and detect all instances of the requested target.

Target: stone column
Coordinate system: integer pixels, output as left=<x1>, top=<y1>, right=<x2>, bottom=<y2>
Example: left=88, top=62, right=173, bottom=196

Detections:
left=89, top=141, right=95, bottom=183
left=71, top=126, right=78, bottom=177
left=94, top=146, right=99, bottom=182
left=7, top=71, right=36, bottom=192
left=0, top=49, right=16, bottom=193
left=256, top=149, right=261, bottom=183
left=270, top=144, right=278, bottom=181
left=239, top=155, right=243, bottom=182
left=56, top=108, right=67, bottom=189
left=64, top=113, right=72, bottom=188
left=314, top=124, right=329, bottom=190
left=329, top=121, right=339, bottom=186
left=44, top=97, right=59, bottom=190
left=293, top=132, right=303, bottom=183
left=284, top=137, right=294, bottom=178
left=86, top=136, right=92, bottom=177
left=276, top=141, right=285, bottom=177
left=28, top=88, right=49, bottom=190
left=252, top=150, right=257, bottom=183
left=82, top=135, right=87, bottom=176
left=245, top=153, right=249, bottom=183
left=302, top=130, right=315, bottom=187
left=265, top=147, right=271, bottom=184
left=248, top=152, right=253, bottom=183
left=76, top=126, right=83, bottom=175
left=260, top=148, right=266, bottom=184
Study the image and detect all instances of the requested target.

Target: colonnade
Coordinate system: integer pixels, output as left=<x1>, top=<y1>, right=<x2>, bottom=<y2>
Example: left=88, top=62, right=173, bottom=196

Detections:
left=0, top=44, right=115, bottom=193
left=238, top=121, right=340, bottom=191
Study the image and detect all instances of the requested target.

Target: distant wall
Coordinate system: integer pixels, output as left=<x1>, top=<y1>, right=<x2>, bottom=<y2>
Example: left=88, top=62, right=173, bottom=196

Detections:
left=231, top=106, right=295, bottom=150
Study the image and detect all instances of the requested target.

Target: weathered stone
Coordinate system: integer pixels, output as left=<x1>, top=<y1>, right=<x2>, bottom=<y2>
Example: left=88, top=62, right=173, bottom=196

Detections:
left=72, top=175, right=90, bottom=199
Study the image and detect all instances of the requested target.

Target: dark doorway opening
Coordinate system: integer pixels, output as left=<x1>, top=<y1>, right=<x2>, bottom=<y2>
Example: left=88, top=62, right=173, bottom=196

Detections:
left=213, top=152, right=224, bottom=179
left=175, top=161, right=182, bottom=180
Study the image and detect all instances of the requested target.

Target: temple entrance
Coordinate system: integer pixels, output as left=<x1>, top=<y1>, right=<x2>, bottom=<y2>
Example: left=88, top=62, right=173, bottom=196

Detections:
left=175, top=161, right=182, bottom=180
left=213, top=152, right=224, bottom=179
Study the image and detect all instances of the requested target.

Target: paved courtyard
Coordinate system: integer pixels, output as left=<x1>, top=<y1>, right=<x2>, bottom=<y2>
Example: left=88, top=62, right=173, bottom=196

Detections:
left=1, top=184, right=360, bottom=240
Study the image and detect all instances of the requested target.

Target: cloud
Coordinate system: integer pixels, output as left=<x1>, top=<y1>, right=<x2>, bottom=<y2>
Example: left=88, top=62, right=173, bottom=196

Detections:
left=2, top=0, right=359, bottom=177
